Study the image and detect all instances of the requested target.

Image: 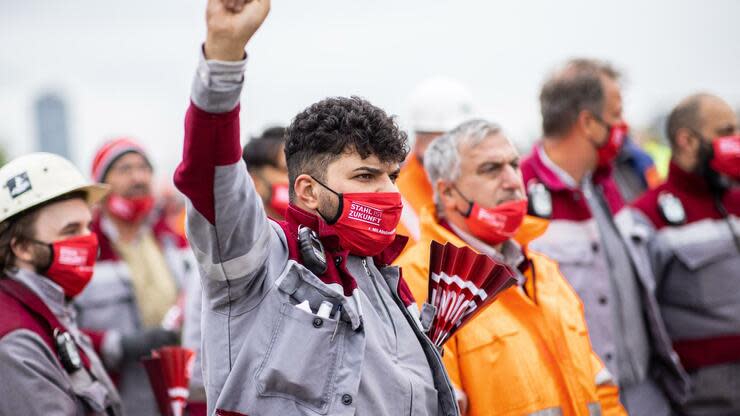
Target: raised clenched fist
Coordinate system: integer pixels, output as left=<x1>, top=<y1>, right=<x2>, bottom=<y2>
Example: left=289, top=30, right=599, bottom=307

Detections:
left=205, top=0, right=271, bottom=61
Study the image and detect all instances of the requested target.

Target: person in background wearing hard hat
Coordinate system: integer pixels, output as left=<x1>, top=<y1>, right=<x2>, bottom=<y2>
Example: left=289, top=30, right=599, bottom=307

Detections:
left=396, top=77, right=475, bottom=243
left=396, top=120, right=626, bottom=416
left=74, top=138, right=198, bottom=415
left=0, top=152, right=123, bottom=415
left=521, top=58, right=689, bottom=414
left=631, top=93, right=740, bottom=415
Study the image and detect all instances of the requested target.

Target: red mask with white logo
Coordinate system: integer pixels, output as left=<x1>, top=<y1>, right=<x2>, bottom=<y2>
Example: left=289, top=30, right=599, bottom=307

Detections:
left=313, top=178, right=403, bottom=256
left=710, top=135, right=740, bottom=180
left=106, top=194, right=154, bottom=223
left=35, top=234, right=99, bottom=298
left=269, top=183, right=290, bottom=217
left=595, top=122, right=629, bottom=168
left=455, top=187, right=527, bottom=245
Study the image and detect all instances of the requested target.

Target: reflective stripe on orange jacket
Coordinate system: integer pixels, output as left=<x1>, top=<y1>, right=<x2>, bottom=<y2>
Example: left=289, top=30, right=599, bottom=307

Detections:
left=395, top=206, right=626, bottom=416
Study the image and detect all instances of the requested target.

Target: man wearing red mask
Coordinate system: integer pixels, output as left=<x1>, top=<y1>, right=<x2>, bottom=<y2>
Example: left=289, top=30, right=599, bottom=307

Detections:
left=395, top=120, right=626, bottom=416
left=75, top=138, right=196, bottom=415
left=0, top=152, right=123, bottom=415
left=175, top=0, right=458, bottom=416
left=521, top=59, right=688, bottom=414
left=172, top=1, right=457, bottom=415
left=631, top=93, right=740, bottom=415
left=243, top=126, right=290, bottom=220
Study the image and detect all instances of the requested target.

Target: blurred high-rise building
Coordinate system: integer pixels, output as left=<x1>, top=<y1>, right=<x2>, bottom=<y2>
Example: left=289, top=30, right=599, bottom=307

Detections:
left=34, top=92, right=70, bottom=159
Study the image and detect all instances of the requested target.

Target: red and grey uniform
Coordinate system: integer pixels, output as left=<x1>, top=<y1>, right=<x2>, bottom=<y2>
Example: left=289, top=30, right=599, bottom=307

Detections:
left=172, top=50, right=458, bottom=416
left=521, top=144, right=688, bottom=414
left=631, top=162, right=740, bottom=415
left=74, top=213, right=197, bottom=415
left=0, top=269, right=123, bottom=415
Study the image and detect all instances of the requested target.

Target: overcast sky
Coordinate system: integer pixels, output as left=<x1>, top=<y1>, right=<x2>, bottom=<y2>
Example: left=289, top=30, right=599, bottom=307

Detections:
left=1, top=0, right=739, bottom=179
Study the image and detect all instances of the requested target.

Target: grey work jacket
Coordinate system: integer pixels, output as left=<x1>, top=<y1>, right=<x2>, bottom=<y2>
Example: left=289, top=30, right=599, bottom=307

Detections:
left=639, top=208, right=740, bottom=415
left=173, top=50, right=458, bottom=416
left=0, top=269, right=123, bottom=416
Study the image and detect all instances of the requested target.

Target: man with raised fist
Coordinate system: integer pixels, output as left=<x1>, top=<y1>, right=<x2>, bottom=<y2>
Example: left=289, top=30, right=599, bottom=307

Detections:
left=174, top=1, right=458, bottom=415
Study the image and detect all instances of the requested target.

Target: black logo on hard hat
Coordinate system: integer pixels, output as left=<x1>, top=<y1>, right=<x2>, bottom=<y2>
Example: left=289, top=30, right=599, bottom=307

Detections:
left=527, top=182, right=552, bottom=219
left=5, top=172, right=32, bottom=199
left=658, top=192, right=686, bottom=226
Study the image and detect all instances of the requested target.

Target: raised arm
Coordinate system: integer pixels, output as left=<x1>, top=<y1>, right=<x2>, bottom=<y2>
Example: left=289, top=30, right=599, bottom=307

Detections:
left=173, top=0, right=278, bottom=297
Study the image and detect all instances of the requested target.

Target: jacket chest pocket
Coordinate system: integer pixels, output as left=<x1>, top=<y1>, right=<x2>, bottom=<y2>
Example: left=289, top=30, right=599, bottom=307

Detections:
left=457, top=317, right=543, bottom=413
left=255, top=302, right=346, bottom=414
left=539, top=241, right=598, bottom=295
left=669, top=238, right=740, bottom=307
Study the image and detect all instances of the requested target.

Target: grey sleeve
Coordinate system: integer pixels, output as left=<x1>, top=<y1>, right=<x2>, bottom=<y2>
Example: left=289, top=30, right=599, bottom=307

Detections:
left=0, top=330, right=81, bottom=415
left=182, top=269, right=205, bottom=397
left=192, top=46, right=246, bottom=114
left=175, top=47, right=288, bottom=308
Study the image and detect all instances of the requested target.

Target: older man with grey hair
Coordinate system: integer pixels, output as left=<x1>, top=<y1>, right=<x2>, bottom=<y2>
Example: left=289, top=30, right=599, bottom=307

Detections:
left=395, top=119, right=626, bottom=416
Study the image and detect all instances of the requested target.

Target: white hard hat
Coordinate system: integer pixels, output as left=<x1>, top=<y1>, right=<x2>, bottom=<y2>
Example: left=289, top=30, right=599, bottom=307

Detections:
left=408, top=77, right=475, bottom=133
left=0, top=152, right=109, bottom=224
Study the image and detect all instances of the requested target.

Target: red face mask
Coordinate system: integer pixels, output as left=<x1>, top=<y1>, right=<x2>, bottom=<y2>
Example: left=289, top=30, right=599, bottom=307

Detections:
left=710, top=135, right=740, bottom=180
left=455, top=187, right=527, bottom=245
left=314, top=178, right=403, bottom=256
left=594, top=120, right=629, bottom=168
left=106, top=194, right=154, bottom=223
left=269, top=183, right=290, bottom=217
left=35, top=234, right=99, bottom=298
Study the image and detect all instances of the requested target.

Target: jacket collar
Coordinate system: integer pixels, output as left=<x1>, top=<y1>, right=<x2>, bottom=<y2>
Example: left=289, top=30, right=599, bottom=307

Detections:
left=7, top=268, right=74, bottom=323
left=532, top=143, right=614, bottom=191
left=284, top=204, right=408, bottom=266
left=666, top=161, right=712, bottom=195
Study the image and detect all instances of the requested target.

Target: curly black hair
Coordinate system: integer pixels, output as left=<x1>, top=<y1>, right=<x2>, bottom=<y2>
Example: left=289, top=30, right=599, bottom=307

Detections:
left=284, top=96, right=409, bottom=199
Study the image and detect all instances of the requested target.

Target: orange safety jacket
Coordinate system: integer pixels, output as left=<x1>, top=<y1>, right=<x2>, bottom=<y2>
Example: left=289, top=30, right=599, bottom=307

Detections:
left=395, top=205, right=626, bottom=416
left=396, top=154, right=434, bottom=243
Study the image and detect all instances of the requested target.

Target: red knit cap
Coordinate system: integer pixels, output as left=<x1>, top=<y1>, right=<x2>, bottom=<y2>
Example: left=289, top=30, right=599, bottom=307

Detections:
left=91, top=138, right=150, bottom=183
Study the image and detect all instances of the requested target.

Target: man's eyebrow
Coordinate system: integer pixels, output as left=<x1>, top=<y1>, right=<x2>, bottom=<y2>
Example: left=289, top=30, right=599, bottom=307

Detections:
left=352, top=166, right=384, bottom=175
left=60, top=222, right=82, bottom=233
left=716, top=124, right=737, bottom=136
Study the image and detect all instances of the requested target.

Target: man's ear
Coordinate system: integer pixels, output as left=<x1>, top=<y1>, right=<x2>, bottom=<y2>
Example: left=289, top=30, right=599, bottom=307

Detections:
left=576, top=110, right=598, bottom=137
left=294, top=174, right=320, bottom=210
left=674, top=127, right=698, bottom=156
left=436, top=180, right=459, bottom=215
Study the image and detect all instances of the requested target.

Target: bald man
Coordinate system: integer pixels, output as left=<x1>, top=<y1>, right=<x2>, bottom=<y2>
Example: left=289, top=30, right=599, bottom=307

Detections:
left=631, top=93, right=740, bottom=415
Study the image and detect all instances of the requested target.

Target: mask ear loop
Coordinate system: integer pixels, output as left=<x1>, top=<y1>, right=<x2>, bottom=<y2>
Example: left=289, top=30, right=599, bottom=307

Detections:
left=450, top=185, right=474, bottom=218
left=688, top=128, right=727, bottom=191
left=310, top=177, right=344, bottom=224
left=589, top=112, right=613, bottom=150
